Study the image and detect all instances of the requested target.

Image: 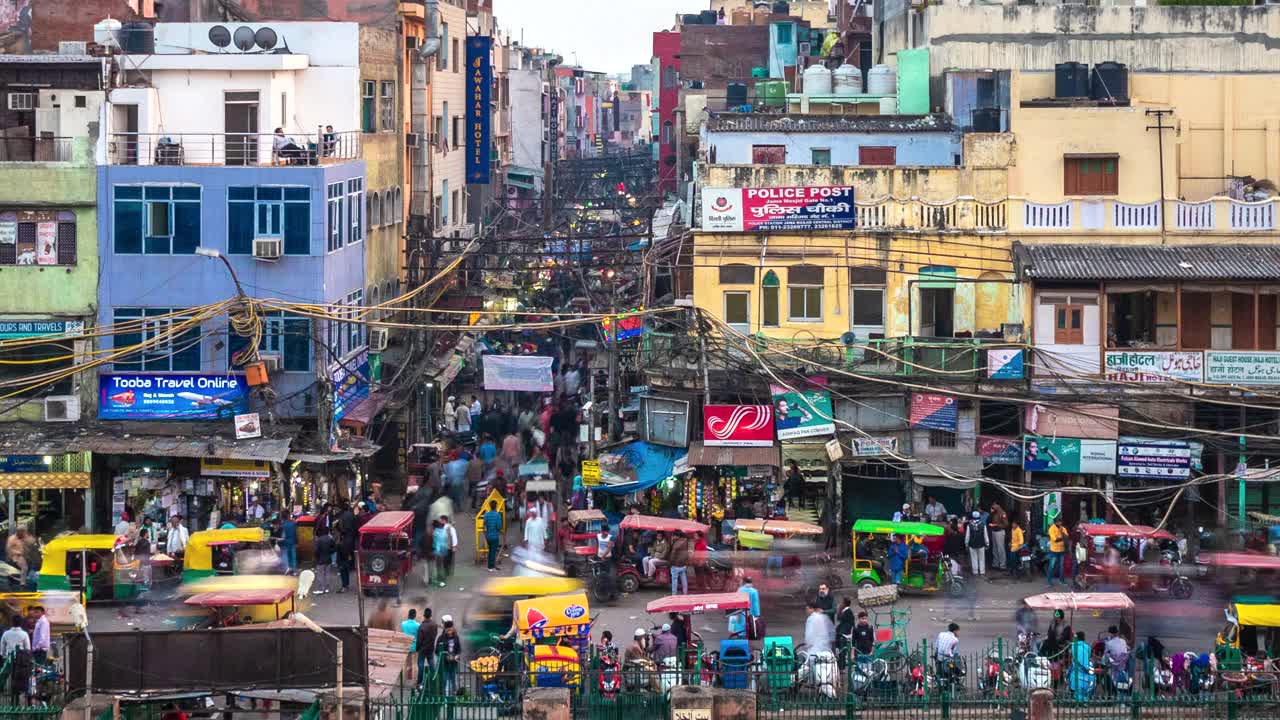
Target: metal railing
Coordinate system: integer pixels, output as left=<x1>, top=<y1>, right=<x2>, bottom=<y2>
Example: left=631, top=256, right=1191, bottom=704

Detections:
left=106, top=129, right=362, bottom=167
left=0, top=136, right=72, bottom=163
left=1015, top=197, right=1280, bottom=234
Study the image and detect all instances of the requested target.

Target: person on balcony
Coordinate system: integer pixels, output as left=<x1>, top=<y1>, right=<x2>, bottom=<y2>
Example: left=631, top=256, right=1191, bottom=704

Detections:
left=272, top=127, right=305, bottom=164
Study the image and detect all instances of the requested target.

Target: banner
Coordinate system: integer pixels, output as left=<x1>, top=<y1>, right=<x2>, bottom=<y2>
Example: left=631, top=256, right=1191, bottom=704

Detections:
left=909, top=393, right=957, bottom=431
left=851, top=437, right=897, bottom=457
left=36, top=222, right=56, bottom=265
left=703, top=405, right=774, bottom=447
left=0, top=320, right=84, bottom=339
left=464, top=36, right=492, bottom=184
left=978, top=435, right=1022, bottom=465
left=1205, top=351, right=1280, bottom=385
left=1022, top=435, right=1117, bottom=475
left=1105, top=351, right=1203, bottom=383
left=769, top=384, right=835, bottom=440
left=331, top=349, right=371, bottom=424
left=99, top=374, right=250, bottom=421
left=701, top=186, right=856, bottom=232
left=199, top=458, right=270, bottom=479
left=1117, top=438, right=1192, bottom=479
left=987, top=348, right=1024, bottom=379
left=484, top=355, right=554, bottom=392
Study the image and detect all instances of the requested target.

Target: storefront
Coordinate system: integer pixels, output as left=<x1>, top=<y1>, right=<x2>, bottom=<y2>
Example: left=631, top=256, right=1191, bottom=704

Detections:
left=0, top=451, right=92, bottom=537
left=907, top=454, right=982, bottom=519
left=780, top=442, right=832, bottom=515
left=836, top=433, right=905, bottom=524
left=684, top=441, right=781, bottom=524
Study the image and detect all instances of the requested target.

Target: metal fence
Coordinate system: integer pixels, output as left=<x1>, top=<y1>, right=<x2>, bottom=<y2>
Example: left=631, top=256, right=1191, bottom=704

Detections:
left=106, top=130, right=362, bottom=167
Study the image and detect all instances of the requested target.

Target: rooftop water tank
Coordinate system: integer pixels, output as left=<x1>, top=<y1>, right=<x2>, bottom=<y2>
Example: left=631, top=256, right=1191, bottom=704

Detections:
left=867, top=64, right=896, bottom=96
left=1091, top=61, right=1129, bottom=103
left=833, top=63, right=862, bottom=95
left=119, top=22, right=154, bottom=54
left=94, top=17, right=122, bottom=48
left=879, top=96, right=897, bottom=115
left=1055, top=62, right=1089, bottom=98
left=803, top=64, right=832, bottom=95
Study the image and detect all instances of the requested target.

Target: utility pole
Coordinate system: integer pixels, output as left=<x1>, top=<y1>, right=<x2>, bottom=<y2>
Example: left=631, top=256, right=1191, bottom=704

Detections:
left=1146, top=109, right=1174, bottom=243
left=673, top=107, right=685, bottom=199
left=694, top=308, right=710, bottom=406
left=543, top=56, right=561, bottom=230
left=588, top=370, right=597, bottom=457
left=1239, top=404, right=1248, bottom=531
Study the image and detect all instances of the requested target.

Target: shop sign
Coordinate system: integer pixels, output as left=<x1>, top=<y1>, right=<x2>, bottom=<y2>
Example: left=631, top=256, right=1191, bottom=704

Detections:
left=581, top=460, right=601, bottom=486
left=909, top=393, right=957, bottom=431
left=825, top=438, right=843, bottom=461
left=851, top=437, right=897, bottom=457
left=0, top=320, right=84, bottom=339
left=331, top=348, right=371, bottom=423
left=0, top=456, right=51, bottom=473
left=234, top=412, right=261, bottom=440
left=1022, top=435, right=1116, bottom=475
left=987, top=348, right=1024, bottom=380
left=703, top=405, right=773, bottom=447
left=769, top=384, right=835, bottom=440
left=1205, top=351, right=1280, bottom=385
left=200, top=458, right=271, bottom=479
left=464, top=36, right=493, bottom=184
left=483, top=354, right=554, bottom=392
left=978, top=435, right=1022, bottom=465
left=1117, top=438, right=1192, bottom=479
left=99, top=374, right=249, bottom=421
left=437, top=354, right=464, bottom=390
left=1025, top=403, right=1118, bottom=439
left=701, top=186, right=856, bottom=232
left=1105, top=351, right=1203, bottom=383
left=602, top=311, right=645, bottom=343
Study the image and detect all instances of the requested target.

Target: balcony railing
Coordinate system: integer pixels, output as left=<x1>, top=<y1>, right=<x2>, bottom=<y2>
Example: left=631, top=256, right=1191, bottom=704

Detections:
left=852, top=198, right=1008, bottom=232
left=0, top=135, right=73, bottom=163
left=1011, top=196, right=1280, bottom=233
left=106, top=130, right=362, bottom=167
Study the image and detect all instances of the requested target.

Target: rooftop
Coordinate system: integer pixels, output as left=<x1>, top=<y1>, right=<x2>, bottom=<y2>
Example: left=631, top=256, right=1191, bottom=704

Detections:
left=1015, top=243, right=1280, bottom=281
left=705, top=112, right=955, bottom=133
left=0, top=54, right=100, bottom=64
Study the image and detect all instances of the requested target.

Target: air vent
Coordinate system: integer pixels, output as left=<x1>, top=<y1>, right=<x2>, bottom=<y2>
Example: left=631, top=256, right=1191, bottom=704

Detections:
left=44, top=396, right=80, bottom=422
left=59, top=41, right=87, bottom=55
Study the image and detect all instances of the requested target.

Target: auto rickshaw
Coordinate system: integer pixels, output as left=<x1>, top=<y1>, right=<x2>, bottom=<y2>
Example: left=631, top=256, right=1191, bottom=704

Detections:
left=615, top=515, right=733, bottom=595
left=294, top=515, right=317, bottom=565
left=1218, top=599, right=1280, bottom=660
left=1201, top=552, right=1280, bottom=593
left=850, top=519, right=961, bottom=597
left=1074, top=524, right=1192, bottom=599
left=182, top=527, right=276, bottom=583
left=729, top=519, right=841, bottom=594
left=514, top=591, right=593, bottom=688
left=475, top=488, right=507, bottom=564
left=38, top=534, right=150, bottom=602
left=184, top=586, right=299, bottom=628
left=0, top=590, right=82, bottom=630
left=178, top=573, right=314, bottom=627
left=646, top=592, right=753, bottom=685
left=357, top=511, right=414, bottom=597
left=1022, top=592, right=1139, bottom=697
left=562, top=509, right=606, bottom=575
left=464, top=575, right=584, bottom=649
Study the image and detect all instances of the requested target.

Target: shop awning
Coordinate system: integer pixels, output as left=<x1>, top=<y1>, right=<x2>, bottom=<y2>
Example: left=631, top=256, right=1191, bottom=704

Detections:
left=907, top=454, right=983, bottom=490
left=0, top=472, right=90, bottom=490
left=69, top=433, right=293, bottom=463
left=338, top=391, right=389, bottom=431
left=686, top=441, right=780, bottom=468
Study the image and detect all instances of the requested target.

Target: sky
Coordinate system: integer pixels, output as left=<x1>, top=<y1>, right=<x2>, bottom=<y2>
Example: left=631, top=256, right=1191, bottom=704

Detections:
left=495, top=0, right=694, bottom=75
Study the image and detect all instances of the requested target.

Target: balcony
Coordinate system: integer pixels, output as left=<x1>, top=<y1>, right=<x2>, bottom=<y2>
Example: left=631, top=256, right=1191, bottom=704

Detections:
left=106, top=130, right=362, bottom=167
left=1012, top=197, right=1279, bottom=234
left=0, top=135, right=73, bottom=163
left=854, top=198, right=1007, bottom=232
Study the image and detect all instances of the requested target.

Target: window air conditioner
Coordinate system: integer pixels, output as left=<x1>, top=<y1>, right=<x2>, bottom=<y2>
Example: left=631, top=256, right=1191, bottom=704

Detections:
left=406, top=132, right=421, bottom=148
left=369, top=327, right=390, bottom=352
left=44, top=396, right=80, bottom=422
left=59, top=41, right=88, bottom=55
left=259, top=354, right=283, bottom=373
left=253, top=237, right=283, bottom=260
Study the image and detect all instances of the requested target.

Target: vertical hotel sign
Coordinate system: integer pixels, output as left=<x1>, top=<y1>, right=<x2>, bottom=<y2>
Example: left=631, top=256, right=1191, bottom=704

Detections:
left=465, top=36, right=492, bottom=184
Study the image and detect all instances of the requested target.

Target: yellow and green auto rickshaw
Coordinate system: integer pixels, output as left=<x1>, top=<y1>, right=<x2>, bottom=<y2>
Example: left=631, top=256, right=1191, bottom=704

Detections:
left=37, top=534, right=149, bottom=602
left=182, top=527, right=277, bottom=583
left=464, top=575, right=584, bottom=649
left=850, top=519, right=963, bottom=597
left=1218, top=598, right=1280, bottom=663
left=514, top=591, right=592, bottom=689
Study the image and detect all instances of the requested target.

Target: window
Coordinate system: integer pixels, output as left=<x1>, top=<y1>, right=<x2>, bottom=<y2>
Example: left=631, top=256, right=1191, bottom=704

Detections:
left=718, top=264, right=754, bottom=285
left=752, top=145, right=785, bottom=164
left=928, top=428, right=958, bottom=448
left=328, top=299, right=343, bottom=357
left=113, top=185, right=200, bottom=255
left=811, top=148, right=831, bottom=166
left=775, top=23, right=792, bottom=44
left=442, top=102, right=450, bottom=146
left=74, top=95, right=87, bottom=108
left=327, top=181, right=344, bottom=252
left=379, top=81, right=395, bottom=132
left=228, top=310, right=311, bottom=372
left=1054, top=304, right=1084, bottom=344
left=112, top=307, right=201, bottom=371
left=662, top=67, right=676, bottom=89
left=441, top=180, right=450, bottom=226
left=858, top=146, right=896, bottom=165
left=0, top=211, right=77, bottom=265
left=346, top=289, right=364, bottom=351
left=724, top=291, right=750, bottom=331
left=0, top=337, right=73, bottom=397
left=453, top=116, right=462, bottom=150
left=347, top=178, right=364, bottom=245
left=369, top=191, right=381, bottom=228
left=762, top=269, right=780, bottom=328
left=850, top=266, right=886, bottom=333
left=788, top=265, right=823, bottom=321
left=361, top=80, right=376, bottom=134
left=228, top=186, right=310, bottom=255
left=452, top=190, right=460, bottom=224
left=452, top=38, right=460, bottom=72
left=392, top=186, right=403, bottom=224
left=1064, top=155, right=1118, bottom=195
left=439, top=23, right=449, bottom=71
left=661, top=121, right=673, bottom=145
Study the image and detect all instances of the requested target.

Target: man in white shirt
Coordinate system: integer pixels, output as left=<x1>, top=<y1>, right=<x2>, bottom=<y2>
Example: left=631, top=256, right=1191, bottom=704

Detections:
left=249, top=498, right=266, bottom=522
left=523, top=509, right=547, bottom=553
left=924, top=496, right=947, bottom=522
left=0, top=615, right=29, bottom=659
left=935, top=623, right=960, bottom=661
left=165, top=515, right=190, bottom=556
left=28, top=606, right=49, bottom=662
left=803, top=602, right=835, bottom=654
left=596, top=528, right=614, bottom=560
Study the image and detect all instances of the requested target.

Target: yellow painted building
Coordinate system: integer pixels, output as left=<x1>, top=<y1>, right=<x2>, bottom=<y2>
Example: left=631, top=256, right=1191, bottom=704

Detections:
left=359, top=24, right=405, bottom=309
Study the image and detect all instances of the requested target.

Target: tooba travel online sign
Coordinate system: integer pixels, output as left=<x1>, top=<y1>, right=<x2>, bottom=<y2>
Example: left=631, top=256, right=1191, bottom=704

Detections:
left=701, top=186, right=856, bottom=232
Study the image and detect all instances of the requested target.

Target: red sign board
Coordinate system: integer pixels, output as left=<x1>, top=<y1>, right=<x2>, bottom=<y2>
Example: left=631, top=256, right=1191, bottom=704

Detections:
left=703, top=405, right=774, bottom=447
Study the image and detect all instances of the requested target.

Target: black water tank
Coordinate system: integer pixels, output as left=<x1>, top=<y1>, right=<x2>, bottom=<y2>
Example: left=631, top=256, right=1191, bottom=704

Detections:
left=1055, top=62, right=1089, bottom=98
left=726, top=82, right=748, bottom=107
left=119, top=22, right=155, bottom=54
left=972, top=107, right=1001, bottom=132
left=682, top=13, right=702, bottom=25
left=700, top=9, right=717, bottom=24
left=1091, top=61, right=1129, bottom=103
left=773, top=1, right=791, bottom=15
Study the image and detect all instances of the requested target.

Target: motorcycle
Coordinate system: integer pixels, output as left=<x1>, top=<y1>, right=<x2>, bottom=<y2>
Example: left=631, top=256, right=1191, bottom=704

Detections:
left=907, top=651, right=929, bottom=697
left=795, top=645, right=838, bottom=699
left=977, top=649, right=1003, bottom=694
left=1182, top=652, right=1215, bottom=693
left=936, top=655, right=967, bottom=696
left=1004, top=634, right=1052, bottom=692
left=1104, top=652, right=1133, bottom=697
left=697, top=649, right=720, bottom=687
left=597, top=645, right=621, bottom=698
left=587, top=559, right=618, bottom=604
left=657, top=655, right=681, bottom=692
left=849, top=654, right=889, bottom=697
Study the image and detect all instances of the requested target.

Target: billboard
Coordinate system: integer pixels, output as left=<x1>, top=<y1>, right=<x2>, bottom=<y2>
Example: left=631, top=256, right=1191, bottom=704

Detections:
left=987, top=348, right=1024, bottom=379
left=483, top=355, right=555, bottom=392
left=99, top=374, right=250, bottom=421
left=703, top=405, right=774, bottom=447
left=330, top=349, right=371, bottom=424
left=909, top=393, right=957, bottom=431
left=1205, top=351, right=1280, bottom=385
left=1105, top=351, right=1203, bottom=383
left=464, top=36, right=492, bottom=184
left=769, top=384, right=836, bottom=440
left=1022, top=435, right=1117, bottom=475
left=1117, top=439, right=1192, bottom=479
left=701, top=186, right=856, bottom=232
left=978, top=435, right=1022, bottom=465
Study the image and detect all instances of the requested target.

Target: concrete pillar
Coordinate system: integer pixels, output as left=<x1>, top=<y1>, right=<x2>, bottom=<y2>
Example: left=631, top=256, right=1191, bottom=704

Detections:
left=670, top=686, right=715, bottom=720
left=1028, top=687, right=1054, bottom=720
left=523, top=688, right=571, bottom=720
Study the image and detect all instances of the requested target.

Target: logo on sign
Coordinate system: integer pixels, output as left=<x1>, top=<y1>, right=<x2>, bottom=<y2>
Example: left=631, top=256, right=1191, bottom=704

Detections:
left=564, top=604, right=586, bottom=619
left=524, top=607, right=548, bottom=631
left=711, top=195, right=733, bottom=213
left=706, top=405, right=770, bottom=440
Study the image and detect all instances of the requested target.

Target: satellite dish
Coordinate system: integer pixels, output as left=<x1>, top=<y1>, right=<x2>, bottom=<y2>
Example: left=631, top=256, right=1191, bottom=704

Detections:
left=232, top=26, right=256, bottom=52
left=254, top=27, right=278, bottom=51
left=208, top=25, right=232, bottom=49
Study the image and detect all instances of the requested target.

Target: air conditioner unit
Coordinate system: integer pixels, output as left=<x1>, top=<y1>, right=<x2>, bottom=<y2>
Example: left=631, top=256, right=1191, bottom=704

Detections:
left=259, top=354, right=283, bottom=373
left=406, top=132, right=421, bottom=148
left=44, top=396, right=80, bottom=422
left=253, top=237, right=283, bottom=260
left=59, top=41, right=88, bottom=55
left=7, top=93, right=34, bottom=111
left=369, top=327, right=390, bottom=352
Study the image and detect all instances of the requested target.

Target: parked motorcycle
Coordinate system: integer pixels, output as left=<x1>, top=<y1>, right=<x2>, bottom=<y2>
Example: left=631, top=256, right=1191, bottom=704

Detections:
left=977, top=649, right=1003, bottom=694
left=597, top=645, right=621, bottom=699
left=795, top=645, right=838, bottom=699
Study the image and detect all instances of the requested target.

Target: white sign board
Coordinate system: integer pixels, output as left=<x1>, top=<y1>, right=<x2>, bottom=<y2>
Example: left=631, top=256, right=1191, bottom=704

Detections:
left=234, top=412, right=262, bottom=440
left=1104, top=351, right=1204, bottom=383
left=1205, top=351, right=1280, bottom=385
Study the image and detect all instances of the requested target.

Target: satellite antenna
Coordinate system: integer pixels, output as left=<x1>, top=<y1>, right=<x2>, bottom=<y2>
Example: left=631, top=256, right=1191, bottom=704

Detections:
left=254, top=27, right=278, bottom=52
left=208, top=25, right=232, bottom=51
left=232, top=26, right=256, bottom=52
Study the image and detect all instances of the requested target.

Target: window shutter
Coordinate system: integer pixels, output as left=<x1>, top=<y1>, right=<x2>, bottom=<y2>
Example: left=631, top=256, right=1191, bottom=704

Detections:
left=284, top=202, right=310, bottom=255
left=56, top=221, right=76, bottom=265
left=228, top=202, right=254, bottom=255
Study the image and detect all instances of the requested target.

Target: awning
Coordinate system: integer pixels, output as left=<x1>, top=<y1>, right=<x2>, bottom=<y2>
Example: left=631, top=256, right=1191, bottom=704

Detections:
left=506, top=176, right=536, bottom=190
left=686, top=441, right=780, bottom=468
left=69, top=433, right=292, bottom=463
left=0, top=472, right=90, bottom=490
left=908, top=454, right=983, bottom=490
left=338, top=391, right=389, bottom=431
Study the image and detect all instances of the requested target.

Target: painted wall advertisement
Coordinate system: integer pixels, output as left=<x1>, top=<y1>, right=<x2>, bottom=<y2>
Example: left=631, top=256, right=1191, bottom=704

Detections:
left=909, top=393, right=957, bottom=431
left=978, top=435, right=1023, bottom=465
left=987, top=348, right=1024, bottom=380
left=483, top=355, right=555, bottom=392
left=464, top=36, right=492, bottom=184
left=1117, top=438, right=1192, bottom=479
left=769, top=384, right=836, bottom=440
left=701, top=186, right=856, bottom=232
left=1105, top=351, right=1204, bottom=383
left=99, top=374, right=250, bottom=421
left=1205, top=351, right=1280, bottom=385
left=703, top=405, right=774, bottom=447
left=1022, top=435, right=1117, bottom=475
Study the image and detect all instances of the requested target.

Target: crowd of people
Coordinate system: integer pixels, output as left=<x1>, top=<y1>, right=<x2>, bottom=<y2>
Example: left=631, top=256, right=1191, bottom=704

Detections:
left=0, top=605, right=51, bottom=704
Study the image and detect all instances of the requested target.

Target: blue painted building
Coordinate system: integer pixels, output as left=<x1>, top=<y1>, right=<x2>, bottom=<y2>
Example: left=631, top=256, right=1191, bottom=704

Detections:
left=96, top=160, right=367, bottom=419
left=703, top=112, right=962, bottom=167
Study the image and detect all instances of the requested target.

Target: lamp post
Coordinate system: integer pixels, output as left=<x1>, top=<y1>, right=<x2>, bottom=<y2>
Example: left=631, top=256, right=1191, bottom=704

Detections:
left=293, top=613, right=343, bottom=720
left=195, top=247, right=247, bottom=299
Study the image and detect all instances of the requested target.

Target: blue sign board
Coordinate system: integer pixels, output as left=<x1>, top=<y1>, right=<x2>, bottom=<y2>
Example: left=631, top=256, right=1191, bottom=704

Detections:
left=99, top=374, right=250, bottom=421
left=465, top=36, right=492, bottom=184
left=988, top=348, right=1025, bottom=380
left=331, top=348, right=371, bottom=423
left=0, top=456, right=53, bottom=473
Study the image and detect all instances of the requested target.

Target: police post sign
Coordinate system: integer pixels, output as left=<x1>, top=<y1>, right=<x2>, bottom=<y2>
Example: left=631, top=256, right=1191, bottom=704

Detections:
left=464, top=36, right=492, bottom=184
left=701, top=186, right=856, bottom=232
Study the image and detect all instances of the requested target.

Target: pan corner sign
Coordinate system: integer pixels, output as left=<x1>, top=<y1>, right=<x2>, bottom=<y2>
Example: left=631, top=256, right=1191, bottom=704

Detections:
left=581, top=459, right=601, bottom=486
left=674, top=710, right=711, bottom=720
left=234, top=412, right=261, bottom=440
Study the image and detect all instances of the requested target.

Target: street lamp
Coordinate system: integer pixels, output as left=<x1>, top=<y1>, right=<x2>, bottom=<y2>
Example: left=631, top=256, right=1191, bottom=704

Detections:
left=293, top=612, right=343, bottom=720
left=195, top=246, right=247, bottom=299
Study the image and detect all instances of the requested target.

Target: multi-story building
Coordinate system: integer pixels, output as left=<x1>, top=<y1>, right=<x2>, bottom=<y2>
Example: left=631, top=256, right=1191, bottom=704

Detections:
left=652, top=30, right=681, bottom=195
left=430, top=0, right=470, bottom=239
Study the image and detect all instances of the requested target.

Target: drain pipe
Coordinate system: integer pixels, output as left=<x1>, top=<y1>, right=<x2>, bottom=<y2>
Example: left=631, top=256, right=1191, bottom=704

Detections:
left=411, top=0, right=441, bottom=239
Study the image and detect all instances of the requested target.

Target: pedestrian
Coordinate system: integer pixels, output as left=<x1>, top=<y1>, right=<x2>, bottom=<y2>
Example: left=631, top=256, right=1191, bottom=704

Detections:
left=1047, top=515, right=1069, bottom=587
left=443, top=452, right=468, bottom=510
left=1, top=614, right=29, bottom=704
left=432, top=519, right=451, bottom=585
left=1009, top=518, right=1026, bottom=579
left=27, top=606, right=48, bottom=663
left=281, top=514, right=298, bottom=574
left=249, top=496, right=266, bottom=522
left=785, top=460, right=805, bottom=509
left=852, top=610, right=874, bottom=657
left=482, top=500, right=504, bottom=571
left=965, top=511, right=989, bottom=578
left=438, top=616, right=462, bottom=695
left=813, top=582, right=836, bottom=622
left=369, top=599, right=396, bottom=631
left=988, top=502, right=1009, bottom=572
left=337, top=504, right=356, bottom=593
left=313, top=526, right=334, bottom=594
left=651, top=623, right=678, bottom=662
left=943, top=518, right=966, bottom=563
left=740, top=576, right=761, bottom=621
left=803, top=601, right=835, bottom=654
left=924, top=495, right=947, bottom=522
left=464, top=452, right=483, bottom=509
left=1073, top=530, right=1088, bottom=585
left=401, top=609, right=421, bottom=672
left=441, top=514, right=458, bottom=584
left=443, top=396, right=457, bottom=433
left=668, top=530, right=690, bottom=595
left=523, top=508, right=547, bottom=553
left=416, top=609, right=440, bottom=685
left=470, top=395, right=482, bottom=427
left=888, top=535, right=908, bottom=584
left=835, top=598, right=856, bottom=654
left=165, top=515, right=190, bottom=558
left=454, top=401, right=472, bottom=434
